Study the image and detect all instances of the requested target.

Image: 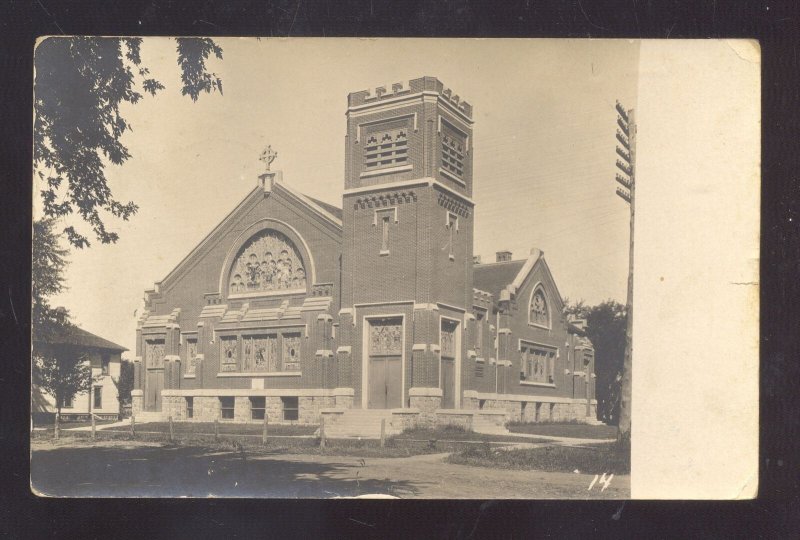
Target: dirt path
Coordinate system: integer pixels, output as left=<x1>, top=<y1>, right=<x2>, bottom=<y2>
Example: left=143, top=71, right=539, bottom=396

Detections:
left=31, top=439, right=629, bottom=498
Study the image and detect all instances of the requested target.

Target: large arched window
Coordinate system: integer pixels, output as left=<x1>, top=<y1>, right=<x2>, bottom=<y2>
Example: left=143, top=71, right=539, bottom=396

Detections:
left=528, top=285, right=550, bottom=328
left=228, top=229, right=307, bottom=296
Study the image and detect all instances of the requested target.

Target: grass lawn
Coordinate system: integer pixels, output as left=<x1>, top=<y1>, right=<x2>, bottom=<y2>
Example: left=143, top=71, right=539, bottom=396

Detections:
left=506, top=421, right=618, bottom=440
left=31, top=426, right=512, bottom=458
left=446, top=438, right=630, bottom=475
left=32, top=419, right=118, bottom=430
left=394, top=426, right=550, bottom=444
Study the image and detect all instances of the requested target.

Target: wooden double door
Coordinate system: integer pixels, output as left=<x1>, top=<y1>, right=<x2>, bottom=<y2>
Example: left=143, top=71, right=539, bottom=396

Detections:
left=145, top=369, right=164, bottom=411
left=368, top=355, right=402, bottom=409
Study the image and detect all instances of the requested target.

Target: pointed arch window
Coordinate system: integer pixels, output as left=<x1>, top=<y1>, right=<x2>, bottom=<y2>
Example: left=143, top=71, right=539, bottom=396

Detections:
left=529, top=286, right=550, bottom=328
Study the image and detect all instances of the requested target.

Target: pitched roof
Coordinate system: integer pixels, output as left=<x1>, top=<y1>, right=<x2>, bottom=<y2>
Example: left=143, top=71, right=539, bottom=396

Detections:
left=39, top=325, right=128, bottom=352
left=473, top=259, right=527, bottom=300
left=304, top=194, right=343, bottom=221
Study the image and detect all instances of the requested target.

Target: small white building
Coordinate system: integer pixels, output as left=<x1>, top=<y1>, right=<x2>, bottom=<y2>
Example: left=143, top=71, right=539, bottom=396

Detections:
left=32, top=326, right=127, bottom=421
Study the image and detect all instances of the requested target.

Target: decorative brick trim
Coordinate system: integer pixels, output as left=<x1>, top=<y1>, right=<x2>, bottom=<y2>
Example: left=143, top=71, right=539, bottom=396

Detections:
left=338, top=308, right=354, bottom=316
left=467, top=349, right=477, bottom=358
left=316, top=314, right=333, bottom=322
left=430, top=344, right=441, bottom=353
left=336, top=346, right=352, bottom=354
left=315, top=349, right=334, bottom=358
left=497, top=328, right=512, bottom=335
left=164, top=355, right=180, bottom=362
left=413, top=303, right=438, bottom=311
left=412, top=344, right=427, bottom=351
left=332, top=387, right=355, bottom=396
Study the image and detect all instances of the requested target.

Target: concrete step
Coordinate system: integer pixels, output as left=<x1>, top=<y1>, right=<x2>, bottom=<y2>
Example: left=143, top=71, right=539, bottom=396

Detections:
left=322, top=409, right=401, bottom=439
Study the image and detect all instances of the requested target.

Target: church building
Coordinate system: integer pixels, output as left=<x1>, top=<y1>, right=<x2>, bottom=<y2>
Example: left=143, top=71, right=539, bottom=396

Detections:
left=131, top=77, right=596, bottom=431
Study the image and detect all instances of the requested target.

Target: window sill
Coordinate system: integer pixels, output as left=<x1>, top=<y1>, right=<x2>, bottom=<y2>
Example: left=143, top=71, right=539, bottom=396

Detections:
left=379, top=250, right=390, bottom=256
left=527, top=323, right=551, bottom=330
left=519, top=381, right=556, bottom=388
left=183, top=374, right=196, bottom=379
left=439, top=167, right=467, bottom=186
left=448, top=254, right=455, bottom=261
left=360, top=164, right=413, bottom=178
left=216, top=371, right=302, bottom=377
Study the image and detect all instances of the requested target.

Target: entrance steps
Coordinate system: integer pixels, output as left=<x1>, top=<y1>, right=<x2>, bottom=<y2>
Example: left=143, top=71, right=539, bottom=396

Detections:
left=321, top=409, right=403, bottom=439
left=470, top=413, right=512, bottom=436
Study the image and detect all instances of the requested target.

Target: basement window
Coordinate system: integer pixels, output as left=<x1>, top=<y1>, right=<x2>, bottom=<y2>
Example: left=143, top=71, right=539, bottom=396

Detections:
left=220, top=396, right=235, bottom=420
left=186, top=397, right=194, bottom=419
left=250, top=396, right=266, bottom=421
left=282, top=396, right=299, bottom=421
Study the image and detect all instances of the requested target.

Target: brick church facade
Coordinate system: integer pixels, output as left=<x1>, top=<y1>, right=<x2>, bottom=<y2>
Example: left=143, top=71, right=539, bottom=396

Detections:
left=131, top=77, right=596, bottom=428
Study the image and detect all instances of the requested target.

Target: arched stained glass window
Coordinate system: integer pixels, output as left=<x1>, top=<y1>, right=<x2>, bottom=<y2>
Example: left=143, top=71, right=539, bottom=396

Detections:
left=228, top=230, right=307, bottom=295
left=529, top=287, right=550, bottom=328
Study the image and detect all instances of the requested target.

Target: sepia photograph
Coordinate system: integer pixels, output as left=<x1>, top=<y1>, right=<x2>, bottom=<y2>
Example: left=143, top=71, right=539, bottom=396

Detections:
left=29, top=37, right=758, bottom=499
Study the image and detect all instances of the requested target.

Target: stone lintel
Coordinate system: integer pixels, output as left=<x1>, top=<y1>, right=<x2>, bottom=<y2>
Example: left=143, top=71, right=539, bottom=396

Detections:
left=409, top=387, right=443, bottom=397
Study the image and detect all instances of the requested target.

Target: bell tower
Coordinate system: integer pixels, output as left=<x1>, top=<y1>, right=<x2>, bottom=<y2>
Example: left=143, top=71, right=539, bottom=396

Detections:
left=336, top=76, right=476, bottom=411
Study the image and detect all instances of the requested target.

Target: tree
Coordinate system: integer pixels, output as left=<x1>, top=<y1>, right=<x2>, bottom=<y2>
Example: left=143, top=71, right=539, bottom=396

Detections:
left=32, top=218, right=72, bottom=361
left=34, top=37, right=223, bottom=248
left=33, top=343, right=94, bottom=439
left=564, top=299, right=627, bottom=426
left=111, top=358, right=135, bottom=418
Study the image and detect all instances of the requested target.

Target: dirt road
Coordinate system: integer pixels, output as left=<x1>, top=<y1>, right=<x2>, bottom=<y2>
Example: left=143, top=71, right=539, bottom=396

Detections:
left=30, top=439, right=629, bottom=498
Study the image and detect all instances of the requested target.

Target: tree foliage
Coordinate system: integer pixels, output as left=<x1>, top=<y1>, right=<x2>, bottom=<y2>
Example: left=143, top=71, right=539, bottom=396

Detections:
left=31, top=218, right=71, bottom=352
left=33, top=343, right=94, bottom=415
left=34, top=37, right=223, bottom=248
left=565, top=299, right=627, bottom=425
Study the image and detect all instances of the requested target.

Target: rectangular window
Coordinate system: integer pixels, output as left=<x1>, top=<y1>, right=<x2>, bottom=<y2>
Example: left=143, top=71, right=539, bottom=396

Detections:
left=186, top=397, right=194, bottom=419
left=381, top=215, right=390, bottom=253
left=365, top=128, right=408, bottom=170
left=93, top=386, right=102, bottom=409
left=475, top=362, right=484, bottom=378
left=220, top=396, right=235, bottom=419
left=242, top=334, right=278, bottom=372
left=282, top=396, right=299, bottom=421
left=220, top=336, right=238, bottom=372
left=250, top=397, right=266, bottom=420
left=441, top=125, right=466, bottom=178
left=62, top=395, right=74, bottom=409
left=281, top=333, right=301, bottom=372
left=520, top=344, right=556, bottom=385
left=101, top=354, right=110, bottom=375
left=446, top=213, right=458, bottom=260
left=184, top=338, right=198, bottom=375
left=475, top=311, right=485, bottom=355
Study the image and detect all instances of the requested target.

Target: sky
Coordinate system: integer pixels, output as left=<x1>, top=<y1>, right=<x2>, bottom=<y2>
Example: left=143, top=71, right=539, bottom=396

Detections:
left=39, top=38, right=640, bottom=354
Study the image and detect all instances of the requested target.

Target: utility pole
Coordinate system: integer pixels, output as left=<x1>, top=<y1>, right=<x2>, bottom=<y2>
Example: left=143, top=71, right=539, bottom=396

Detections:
left=615, top=101, right=635, bottom=438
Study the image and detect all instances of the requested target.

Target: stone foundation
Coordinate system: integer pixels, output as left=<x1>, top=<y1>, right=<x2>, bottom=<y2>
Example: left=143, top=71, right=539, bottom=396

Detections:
left=462, top=392, right=597, bottom=423
left=409, top=387, right=442, bottom=427
left=131, top=390, right=144, bottom=416
left=333, top=387, right=355, bottom=409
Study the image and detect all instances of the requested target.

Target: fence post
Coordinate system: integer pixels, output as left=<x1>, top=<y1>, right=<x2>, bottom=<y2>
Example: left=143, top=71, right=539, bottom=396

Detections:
left=169, top=416, right=174, bottom=442
left=214, top=419, right=219, bottom=442
left=380, top=418, right=386, bottom=448
left=262, top=413, right=268, bottom=446
left=91, top=413, right=96, bottom=441
left=130, top=415, right=136, bottom=438
left=54, top=411, right=60, bottom=440
left=320, top=416, right=326, bottom=449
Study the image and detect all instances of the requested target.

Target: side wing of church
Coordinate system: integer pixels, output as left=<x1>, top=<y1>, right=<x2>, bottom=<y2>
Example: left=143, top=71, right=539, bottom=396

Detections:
left=132, top=76, right=597, bottom=429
